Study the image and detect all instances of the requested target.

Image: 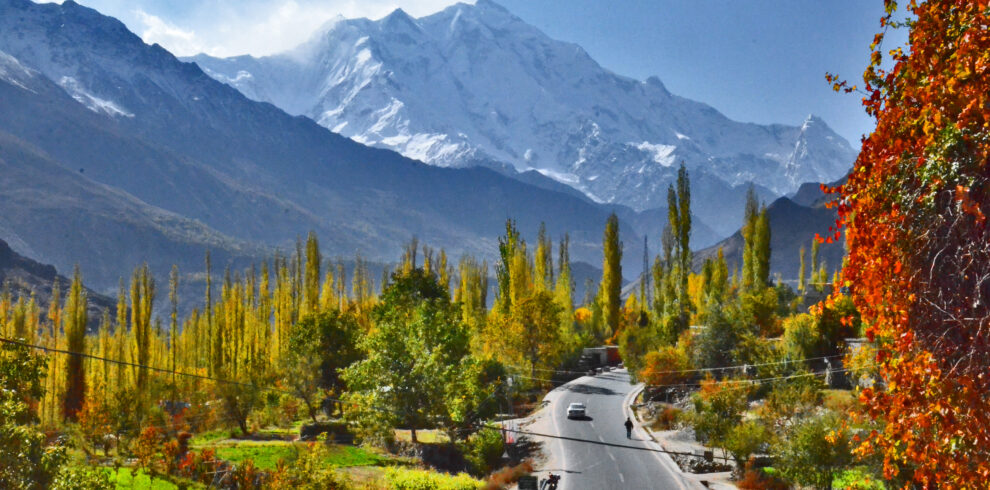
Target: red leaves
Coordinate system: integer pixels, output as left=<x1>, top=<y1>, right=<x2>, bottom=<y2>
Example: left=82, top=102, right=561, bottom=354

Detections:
left=839, top=1, right=990, bottom=484
left=956, top=185, right=987, bottom=223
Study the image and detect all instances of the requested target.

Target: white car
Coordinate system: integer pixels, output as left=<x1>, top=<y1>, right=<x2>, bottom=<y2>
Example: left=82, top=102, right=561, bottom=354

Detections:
left=566, top=402, right=587, bottom=419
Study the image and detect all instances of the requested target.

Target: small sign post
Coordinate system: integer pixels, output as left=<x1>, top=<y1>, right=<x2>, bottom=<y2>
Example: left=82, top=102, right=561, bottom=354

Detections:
left=517, top=475, right=539, bottom=490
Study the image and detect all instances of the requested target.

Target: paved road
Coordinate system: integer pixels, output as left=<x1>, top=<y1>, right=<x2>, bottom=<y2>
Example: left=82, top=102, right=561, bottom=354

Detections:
left=535, top=369, right=695, bottom=490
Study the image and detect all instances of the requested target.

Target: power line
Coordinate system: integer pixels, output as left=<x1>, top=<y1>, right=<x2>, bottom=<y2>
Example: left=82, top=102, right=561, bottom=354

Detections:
left=507, top=353, right=848, bottom=377
left=479, top=423, right=734, bottom=462
left=0, top=337, right=287, bottom=395
left=0, top=336, right=494, bottom=421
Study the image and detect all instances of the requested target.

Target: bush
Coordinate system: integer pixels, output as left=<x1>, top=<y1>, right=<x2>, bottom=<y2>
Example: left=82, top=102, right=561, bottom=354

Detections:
left=651, top=405, right=681, bottom=430
left=134, top=426, right=165, bottom=472
left=775, top=412, right=853, bottom=489
left=737, top=460, right=788, bottom=490
left=484, top=460, right=533, bottom=489
left=52, top=466, right=113, bottom=490
left=461, top=427, right=505, bottom=476
left=723, top=420, right=770, bottom=470
left=384, top=467, right=484, bottom=490
left=781, top=313, right=819, bottom=361
left=832, top=467, right=886, bottom=490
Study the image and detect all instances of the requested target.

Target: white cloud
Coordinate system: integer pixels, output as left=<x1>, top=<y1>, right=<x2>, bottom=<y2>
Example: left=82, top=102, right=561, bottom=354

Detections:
left=50, top=0, right=471, bottom=57
left=134, top=9, right=205, bottom=55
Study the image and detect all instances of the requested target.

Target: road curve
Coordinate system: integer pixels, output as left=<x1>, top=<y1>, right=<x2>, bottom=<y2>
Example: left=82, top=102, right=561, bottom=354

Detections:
left=533, top=369, right=697, bottom=490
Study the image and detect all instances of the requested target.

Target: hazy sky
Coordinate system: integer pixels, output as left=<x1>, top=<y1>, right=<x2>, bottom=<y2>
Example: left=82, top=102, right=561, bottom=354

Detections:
left=42, top=0, right=908, bottom=145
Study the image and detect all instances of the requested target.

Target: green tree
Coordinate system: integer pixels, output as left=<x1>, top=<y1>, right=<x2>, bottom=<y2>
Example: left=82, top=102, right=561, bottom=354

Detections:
left=685, top=379, right=751, bottom=460
left=776, top=412, right=853, bottom=490
left=343, top=269, right=469, bottom=443
left=741, top=186, right=760, bottom=290
left=444, top=358, right=506, bottom=442
left=309, top=309, right=362, bottom=416
left=282, top=313, right=325, bottom=423
left=781, top=313, right=819, bottom=361
left=753, top=207, right=771, bottom=288
left=494, top=221, right=521, bottom=315
left=0, top=341, right=68, bottom=489
left=723, top=420, right=771, bottom=471
left=511, top=291, right=564, bottom=379
left=599, top=213, right=622, bottom=339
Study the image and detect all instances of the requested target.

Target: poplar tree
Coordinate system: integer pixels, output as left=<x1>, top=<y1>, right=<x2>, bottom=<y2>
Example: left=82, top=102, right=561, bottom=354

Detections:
left=640, top=235, right=650, bottom=312
left=798, top=246, right=808, bottom=294
left=437, top=249, right=452, bottom=292
left=534, top=223, right=553, bottom=292
left=303, top=231, right=321, bottom=316
left=675, top=164, right=692, bottom=287
left=494, top=220, right=521, bottom=315
left=554, top=234, right=574, bottom=325
left=810, top=239, right=820, bottom=291
left=753, top=207, right=771, bottom=288
left=62, top=266, right=87, bottom=421
left=741, top=186, right=760, bottom=290
left=169, top=265, right=179, bottom=389
left=599, top=213, right=622, bottom=339
left=130, top=265, right=154, bottom=395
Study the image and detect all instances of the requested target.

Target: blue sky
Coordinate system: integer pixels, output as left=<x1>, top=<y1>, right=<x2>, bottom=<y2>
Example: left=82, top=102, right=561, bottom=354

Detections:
left=44, top=0, right=908, bottom=145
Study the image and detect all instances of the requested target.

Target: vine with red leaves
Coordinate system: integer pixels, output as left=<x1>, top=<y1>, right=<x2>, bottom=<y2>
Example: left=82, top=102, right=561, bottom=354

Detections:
left=825, top=0, right=990, bottom=486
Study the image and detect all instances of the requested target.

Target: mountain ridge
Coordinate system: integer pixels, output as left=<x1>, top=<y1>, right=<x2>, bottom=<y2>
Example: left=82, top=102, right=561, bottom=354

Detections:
left=0, top=0, right=713, bottom=294
left=188, top=0, right=856, bottom=235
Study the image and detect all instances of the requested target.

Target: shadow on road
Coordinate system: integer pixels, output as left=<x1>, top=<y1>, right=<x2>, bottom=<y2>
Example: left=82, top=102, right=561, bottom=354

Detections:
left=563, top=384, right=620, bottom=396
left=565, top=414, right=594, bottom=421
left=535, top=468, right=583, bottom=475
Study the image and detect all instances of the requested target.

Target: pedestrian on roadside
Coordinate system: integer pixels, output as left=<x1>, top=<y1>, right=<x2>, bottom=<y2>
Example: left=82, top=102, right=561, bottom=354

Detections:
left=624, top=417, right=634, bottom=438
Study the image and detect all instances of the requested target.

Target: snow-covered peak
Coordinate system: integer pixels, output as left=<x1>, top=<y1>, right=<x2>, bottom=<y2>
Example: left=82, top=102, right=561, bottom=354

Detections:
left=187, top=0, right=856, bottom=232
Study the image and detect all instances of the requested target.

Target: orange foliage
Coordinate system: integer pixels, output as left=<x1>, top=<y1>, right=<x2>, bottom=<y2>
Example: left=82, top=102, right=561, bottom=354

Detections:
left=827, top=0, right=990, bottom=485
left=639, top=346, right=692, bottom=387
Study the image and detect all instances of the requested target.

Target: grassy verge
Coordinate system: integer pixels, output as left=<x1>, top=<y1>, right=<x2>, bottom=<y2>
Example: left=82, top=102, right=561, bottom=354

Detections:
left=213, top=440, right=392, bottom=470
left=108, top=467, right=200, bottom=490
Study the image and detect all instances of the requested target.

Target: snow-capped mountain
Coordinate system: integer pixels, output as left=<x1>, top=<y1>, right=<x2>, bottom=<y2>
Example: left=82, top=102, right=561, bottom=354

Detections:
left=2, top=0, right=717, bottom=291
left=189, top=0, right=856, bottom=232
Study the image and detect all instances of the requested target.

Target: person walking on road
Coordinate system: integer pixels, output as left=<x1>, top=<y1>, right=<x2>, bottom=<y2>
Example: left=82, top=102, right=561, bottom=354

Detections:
left=624, top=417, right=634, bottom=438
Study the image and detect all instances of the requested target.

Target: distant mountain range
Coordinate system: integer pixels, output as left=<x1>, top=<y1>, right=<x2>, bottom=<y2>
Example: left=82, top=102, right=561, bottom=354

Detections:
left=0, top=237, right=114, bottom=332
left=695, top=194, right=846, bottom=283
left=0, top=0, right=730, bottom=296
left=188, top=0, right=856, bottom=236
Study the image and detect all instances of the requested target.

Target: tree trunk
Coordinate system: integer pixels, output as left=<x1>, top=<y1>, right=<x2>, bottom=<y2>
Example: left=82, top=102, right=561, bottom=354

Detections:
left=411, top=427, right=418, bottom=444
left=303, top=397, right=318, bottom=424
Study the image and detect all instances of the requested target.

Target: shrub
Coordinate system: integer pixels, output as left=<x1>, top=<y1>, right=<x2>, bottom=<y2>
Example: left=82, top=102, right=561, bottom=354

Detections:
left=723, top=420, right=770, bottom=470
left=736, top=460, right=788, bottom=490
left=134, top=426, right=164, bottom=472
left=832, top=467, right=886, bottom=490
left=384, top=467, right=484, bottom=490
left=653, top=406, right=681, bottom=430
left=775, top=412, right=853, bottom=489
left=462, top=427, right=505, bottom=476
left=52, top=466, right=113, bottom=490
left=484, top=460, right=533, bottom=489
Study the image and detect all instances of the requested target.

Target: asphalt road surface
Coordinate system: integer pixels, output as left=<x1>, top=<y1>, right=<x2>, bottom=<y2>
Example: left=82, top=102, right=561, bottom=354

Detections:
left=538, top=369, right=695, bottom=490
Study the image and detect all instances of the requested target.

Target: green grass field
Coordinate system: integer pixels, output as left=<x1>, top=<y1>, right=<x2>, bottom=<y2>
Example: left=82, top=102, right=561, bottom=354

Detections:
left=214, top=441, right=389, bottom=470
left=109, top=467, right=191, bottom=489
